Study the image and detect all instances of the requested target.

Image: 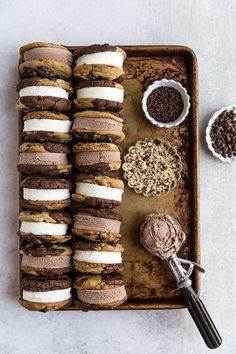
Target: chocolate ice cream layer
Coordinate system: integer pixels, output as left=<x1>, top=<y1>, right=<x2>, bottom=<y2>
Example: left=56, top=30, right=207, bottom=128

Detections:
left=77, top=285, right=126, bottom=305
left=23, top=47, right=73, bottom=65
left=21, top=254, right=71, bottom=269
left=140, top=213, right=185, bottom=259
left=73, top=118, right=123, bottom=132
left=19, top=152, right=68, bottom=165
left=75, top=151, right=120, bottom=164
left=74, top=213, right=121, bottom=233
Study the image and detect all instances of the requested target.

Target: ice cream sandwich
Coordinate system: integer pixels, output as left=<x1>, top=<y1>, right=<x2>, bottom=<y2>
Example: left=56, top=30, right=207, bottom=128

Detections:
left=74, top=274, right=127, bottom=310
left=20, top=243, right=72, bottom=276
left=72, top=208, right=122, bottom=243
left=73, top=44, right=126, bottom=81
left=23, top=111, right=72, bottom=143
left=73, top=80, right=124, bottom=111
left=72, top=142, right=121, bottom=173
left=72, top=111, right=125, bottom=143
left=18, top=211, right=72, bottom=244
left=18, top=142, right=72, bottom=176
left=20, top=176, right=72, bottom=211
left=19, top=275, right=72, bottom=311
left=72, top=175, right=124, bottom=208
left=19, top=42, right=73, bottom=79
left=16, top=78, right=72, bottom=112
left=72, top=240, right=124, bottom=274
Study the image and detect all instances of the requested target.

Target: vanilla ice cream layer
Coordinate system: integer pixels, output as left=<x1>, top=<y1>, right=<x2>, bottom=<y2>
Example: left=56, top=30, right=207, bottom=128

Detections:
left=23, top=188, right=70, bottom=201
left=20, top=221, right=68, bottom=235
left=24, top=119, right=72, bottom=133
left=73, top=250, right=122, bottom=264
left=22, top=288, right=71, bottom=303
left=76, top=87, right=123, bottom=103
left=75, top=182, right=123, bottom=202
left=19, top=86, right=69, bottom=99
left=76, top=51, right=124, bottom=68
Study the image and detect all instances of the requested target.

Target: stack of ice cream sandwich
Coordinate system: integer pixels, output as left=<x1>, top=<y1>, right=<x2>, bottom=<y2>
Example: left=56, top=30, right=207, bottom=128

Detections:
left=17, top=42, right=74, bottom=311
left=71, top=44, right=127, bottom=310
left=16, top=42, right=127, bottom=311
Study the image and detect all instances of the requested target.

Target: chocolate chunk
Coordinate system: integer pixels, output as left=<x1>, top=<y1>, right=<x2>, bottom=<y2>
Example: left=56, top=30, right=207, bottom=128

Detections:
left=102, top=274, right=124, bottom=286
left=146, top=87, right=184, bottom=123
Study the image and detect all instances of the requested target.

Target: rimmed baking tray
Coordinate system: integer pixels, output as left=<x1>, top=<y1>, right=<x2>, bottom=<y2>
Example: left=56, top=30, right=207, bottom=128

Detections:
left=18, top=45, right=199, bottom=310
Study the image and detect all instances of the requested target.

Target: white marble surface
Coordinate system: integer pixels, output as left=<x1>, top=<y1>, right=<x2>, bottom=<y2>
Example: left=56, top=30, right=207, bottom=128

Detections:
left=0, top=0, right=235, bottom=353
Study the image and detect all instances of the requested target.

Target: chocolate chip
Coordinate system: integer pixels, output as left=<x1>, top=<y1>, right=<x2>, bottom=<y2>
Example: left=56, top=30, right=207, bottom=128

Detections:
left=146, top=87, right=184, bottom=123
left=210, top=110, right=236, bottom=158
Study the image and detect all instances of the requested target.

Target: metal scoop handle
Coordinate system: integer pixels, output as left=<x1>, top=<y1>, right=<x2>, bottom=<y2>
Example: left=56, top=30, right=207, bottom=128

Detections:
left=181, top=285, right=222, bottom=349
left=168, top=255, right=222, bottom=349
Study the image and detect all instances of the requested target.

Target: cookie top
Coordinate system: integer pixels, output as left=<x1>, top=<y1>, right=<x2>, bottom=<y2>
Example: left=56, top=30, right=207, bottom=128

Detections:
left=21, top=275, right=72, bottom=292
left=19, top=142, right=70, bottom=153
left=74, top=207, right=122, bottom=221
left=20, top=42, right=71, bottom=55
left=17, top=78, right=73, bottom=93
left=21, top=243, right=72, bottom=257
left=74, top=274, right=124, bottom=290
left=19, top=210, right=72, bottom=224
left=73, top=111, right=123, bottom=124
left=21, top=176, right=72, bottom=189
left=75, top=80, right=123, bottom=91
left=74, top=44, right=126, bottom=59
left=23, top=111, right=70, bottom=122
left=72, top=142, right=119, bottom=153
left=73, top=240, right=124, bottom=253
left=75, top=174, right=124, bottom=189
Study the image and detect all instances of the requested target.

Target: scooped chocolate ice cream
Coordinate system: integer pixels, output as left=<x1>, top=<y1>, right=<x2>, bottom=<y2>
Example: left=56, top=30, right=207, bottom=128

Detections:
left=140, top=213, right=185, bottom=259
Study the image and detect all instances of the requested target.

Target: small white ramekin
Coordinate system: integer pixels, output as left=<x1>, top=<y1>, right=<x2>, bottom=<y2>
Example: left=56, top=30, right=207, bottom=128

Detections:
left=142, top=79, right=190, bottom=128
left=206, top=104, right=236, bottom=163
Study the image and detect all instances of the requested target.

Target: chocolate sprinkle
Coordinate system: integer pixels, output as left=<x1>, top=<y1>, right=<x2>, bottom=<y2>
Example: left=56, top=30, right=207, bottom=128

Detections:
left=146, top=87, right=184, bottom=123
left=210, top=110, right=236, bottom=158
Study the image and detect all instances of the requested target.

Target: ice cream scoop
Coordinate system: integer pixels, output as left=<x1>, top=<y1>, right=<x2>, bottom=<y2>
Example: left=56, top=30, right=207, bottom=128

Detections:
left=140, top=214, right=185, bottom=259
left=140, top=213, right=221, bottom=350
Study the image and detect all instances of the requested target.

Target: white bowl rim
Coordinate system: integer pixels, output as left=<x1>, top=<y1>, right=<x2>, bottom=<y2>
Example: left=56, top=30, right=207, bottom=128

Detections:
left=142, top=79, right=191, bottom=128
left=205, top=104, right=236, bottom=163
